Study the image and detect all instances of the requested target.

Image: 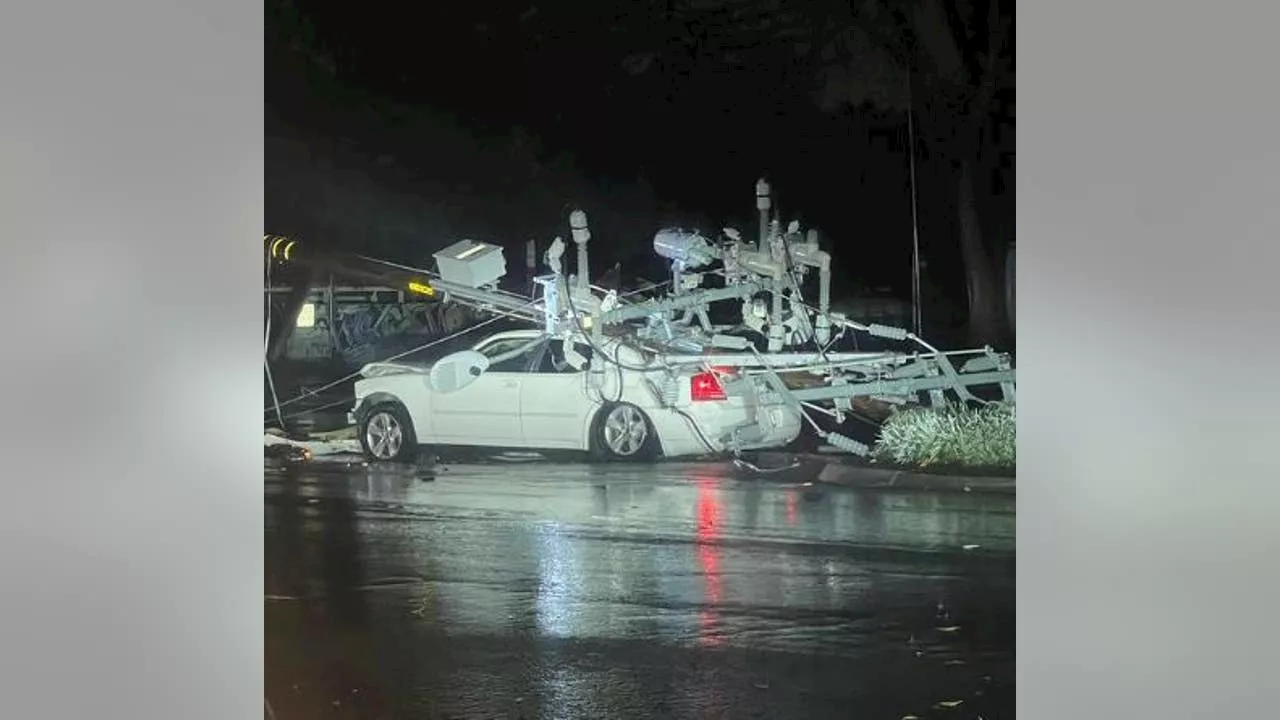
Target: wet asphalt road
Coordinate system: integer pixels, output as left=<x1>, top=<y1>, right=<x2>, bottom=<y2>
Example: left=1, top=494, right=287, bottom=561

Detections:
left=266, top=460, right=1015, bottom=719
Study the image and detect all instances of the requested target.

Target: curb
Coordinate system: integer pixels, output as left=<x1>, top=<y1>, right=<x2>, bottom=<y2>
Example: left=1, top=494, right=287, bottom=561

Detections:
left=750, top=452, right=1015, bottom=494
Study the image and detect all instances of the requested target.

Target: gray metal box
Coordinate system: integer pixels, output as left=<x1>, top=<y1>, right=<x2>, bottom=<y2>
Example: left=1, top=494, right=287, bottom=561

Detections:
left=433, top=239, right=507, bottom=288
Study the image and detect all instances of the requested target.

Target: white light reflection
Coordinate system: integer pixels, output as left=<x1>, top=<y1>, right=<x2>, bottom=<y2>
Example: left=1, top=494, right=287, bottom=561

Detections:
left=534, top=521, right=578, bottom=638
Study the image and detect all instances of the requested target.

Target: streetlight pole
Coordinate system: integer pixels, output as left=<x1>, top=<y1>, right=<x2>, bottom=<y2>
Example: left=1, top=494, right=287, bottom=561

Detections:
left=906, top=66, right=923, bottom=336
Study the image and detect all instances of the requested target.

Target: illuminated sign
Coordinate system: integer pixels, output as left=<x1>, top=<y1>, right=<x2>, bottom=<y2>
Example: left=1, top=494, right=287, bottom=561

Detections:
left=296, top=302, right=316, bottom=328
left=407, top=281, right=436, bottom=297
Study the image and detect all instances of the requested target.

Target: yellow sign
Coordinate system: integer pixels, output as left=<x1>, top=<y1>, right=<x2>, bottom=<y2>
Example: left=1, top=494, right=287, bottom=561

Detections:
left=407, top=281, right=436, bottom=297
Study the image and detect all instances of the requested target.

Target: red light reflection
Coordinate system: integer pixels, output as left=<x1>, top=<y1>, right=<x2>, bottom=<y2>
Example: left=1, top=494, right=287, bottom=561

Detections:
left=694, top=475, right=724, bottom=647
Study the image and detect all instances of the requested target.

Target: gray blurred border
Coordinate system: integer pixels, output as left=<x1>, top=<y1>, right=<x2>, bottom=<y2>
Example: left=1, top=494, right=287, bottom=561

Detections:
left=2, top=1, right=1279, bottom=719
left=1019, top=1, right=1280, bottom=717
left=0, top=2, right=263, bottom=719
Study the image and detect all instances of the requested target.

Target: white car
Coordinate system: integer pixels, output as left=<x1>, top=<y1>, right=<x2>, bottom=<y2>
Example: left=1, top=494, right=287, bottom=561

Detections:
left=349, top=329, right=803, bottom=462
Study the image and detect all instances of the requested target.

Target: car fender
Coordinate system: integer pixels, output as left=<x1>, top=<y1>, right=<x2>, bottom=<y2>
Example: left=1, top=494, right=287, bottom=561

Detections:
left=353, top=390, right=408, bottom=425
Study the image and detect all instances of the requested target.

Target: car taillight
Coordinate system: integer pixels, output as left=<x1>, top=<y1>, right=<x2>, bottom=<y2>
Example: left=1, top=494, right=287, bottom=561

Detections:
left=690, top=366, right=736, bottom=402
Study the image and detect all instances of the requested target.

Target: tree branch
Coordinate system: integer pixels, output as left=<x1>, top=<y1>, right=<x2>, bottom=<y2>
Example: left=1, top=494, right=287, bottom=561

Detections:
left=941, top=0, right=985, bottom=83
left=963, top=0, right=1010, bottom=123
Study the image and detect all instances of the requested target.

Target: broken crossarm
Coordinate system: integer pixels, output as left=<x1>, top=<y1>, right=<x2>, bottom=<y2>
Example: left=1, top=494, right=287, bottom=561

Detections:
left=661, top=350, right=899, bottom=369
left=597, top=283, right=763, bottom=326
left=785, top=368, right=1015, bottom=404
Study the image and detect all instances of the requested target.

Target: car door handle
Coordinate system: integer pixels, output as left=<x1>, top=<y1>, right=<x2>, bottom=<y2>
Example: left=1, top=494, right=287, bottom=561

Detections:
left=501, top=380, right=519, bottom=389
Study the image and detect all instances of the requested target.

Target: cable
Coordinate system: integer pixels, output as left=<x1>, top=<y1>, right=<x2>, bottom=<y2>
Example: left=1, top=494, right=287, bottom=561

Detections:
left=732, top=456, right=802, bottom=474
left=747, top=345, right=827, bottom=437
left=561, top=279, right=653, bottom=373
left=778, top=234, right=826, bottom=359
left=263, top=299, right=539, bottom=415
left=671, top=406, right=721, bottom=455
left=274, top=395, right=357, bottom=425
left=264, top=248, right=285, bottom=429
left=619, top=279, right=671, bottom=298
left=790, top=296, right=941, bottom=355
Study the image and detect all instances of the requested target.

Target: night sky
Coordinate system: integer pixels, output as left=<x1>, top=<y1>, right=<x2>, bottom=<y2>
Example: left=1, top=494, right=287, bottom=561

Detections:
left=266, top=0, right=1014, bottom=324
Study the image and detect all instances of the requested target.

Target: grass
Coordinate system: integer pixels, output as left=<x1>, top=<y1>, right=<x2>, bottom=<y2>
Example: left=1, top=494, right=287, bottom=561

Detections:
left=872, top=402, right=1016, bottom=476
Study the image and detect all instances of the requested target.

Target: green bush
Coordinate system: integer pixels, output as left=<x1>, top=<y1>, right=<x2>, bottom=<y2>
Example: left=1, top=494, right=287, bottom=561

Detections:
left=873, top=402, right=1016, bottom=471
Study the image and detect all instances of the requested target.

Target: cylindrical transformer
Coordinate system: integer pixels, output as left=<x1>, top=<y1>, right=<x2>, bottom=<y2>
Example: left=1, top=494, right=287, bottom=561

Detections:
left=653, top=228, right=716, bottom=269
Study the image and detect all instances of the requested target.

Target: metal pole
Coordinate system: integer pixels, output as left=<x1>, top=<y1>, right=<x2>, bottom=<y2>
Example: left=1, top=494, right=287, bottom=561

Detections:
left=907, top=71, right=923, bottom=337
left=327, top=272, right=336, bottom=353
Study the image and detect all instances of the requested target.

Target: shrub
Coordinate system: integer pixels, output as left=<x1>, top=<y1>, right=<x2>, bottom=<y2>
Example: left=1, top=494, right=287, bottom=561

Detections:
left=873, top=402, right=1016, bottom=471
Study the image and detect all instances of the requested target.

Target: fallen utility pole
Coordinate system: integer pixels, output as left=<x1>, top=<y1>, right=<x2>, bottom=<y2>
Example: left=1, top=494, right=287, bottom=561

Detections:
left=264, top=177, right=1015, bottom=457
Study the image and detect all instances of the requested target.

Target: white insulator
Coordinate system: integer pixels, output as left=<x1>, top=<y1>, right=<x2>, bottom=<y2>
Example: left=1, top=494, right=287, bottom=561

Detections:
left=867, top=323, right=909, bottom=341
left=569, top=209, right=590, bottom=243
left=825, top=432, right=870, bottom=456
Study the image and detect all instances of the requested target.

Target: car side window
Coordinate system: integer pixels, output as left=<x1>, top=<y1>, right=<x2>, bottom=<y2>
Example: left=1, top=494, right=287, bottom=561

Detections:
left=534, top=340, right=593, bottom=374
left=478, top=338, right=544, bottom=373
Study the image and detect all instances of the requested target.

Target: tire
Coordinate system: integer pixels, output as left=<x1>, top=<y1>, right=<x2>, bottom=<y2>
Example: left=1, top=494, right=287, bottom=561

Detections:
left=358, top=402, right=419, bottom=464
left=590, top=402, right=660, bottom=462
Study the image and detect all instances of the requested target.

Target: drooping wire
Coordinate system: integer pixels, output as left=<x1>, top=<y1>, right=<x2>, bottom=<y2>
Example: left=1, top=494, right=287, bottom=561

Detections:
left=263, top=298, right=541, bottom=416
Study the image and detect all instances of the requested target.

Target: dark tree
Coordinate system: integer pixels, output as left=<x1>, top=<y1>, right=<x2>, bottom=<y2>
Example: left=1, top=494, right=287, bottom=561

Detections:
left=617, top=0, right=1014, bottom=346
left=815, top=0, right=1013, bottom=347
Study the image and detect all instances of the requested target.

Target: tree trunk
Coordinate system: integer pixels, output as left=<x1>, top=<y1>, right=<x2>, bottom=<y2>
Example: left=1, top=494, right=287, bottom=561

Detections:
left=1005, top=243, right=1015, bottom=338
left=956, top=158, right=1005, bottom=347
left=269, top=265, right=319, bottom=362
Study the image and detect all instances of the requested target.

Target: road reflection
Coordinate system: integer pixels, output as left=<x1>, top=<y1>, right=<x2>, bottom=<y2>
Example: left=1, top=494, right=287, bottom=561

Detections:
left=266, top=459, right=1015, bottom=718
left=693, top=473, right=724, bottom=648
left=534, top=521, right=577, bottom=639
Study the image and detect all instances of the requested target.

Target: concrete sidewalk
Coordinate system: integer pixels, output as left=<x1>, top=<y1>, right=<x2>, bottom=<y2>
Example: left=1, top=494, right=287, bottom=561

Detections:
left=749, top=451, right=1015, bottom=495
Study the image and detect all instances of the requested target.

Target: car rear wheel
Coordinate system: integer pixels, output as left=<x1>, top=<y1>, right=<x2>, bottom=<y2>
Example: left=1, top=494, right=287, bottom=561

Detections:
left=359, top=403, right=419, bottom=464
left=590, top=402, right=659, bottom=462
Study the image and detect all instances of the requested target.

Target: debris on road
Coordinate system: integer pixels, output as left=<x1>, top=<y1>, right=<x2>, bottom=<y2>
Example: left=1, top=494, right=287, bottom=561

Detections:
left=264, top=431, right=361, bottom=458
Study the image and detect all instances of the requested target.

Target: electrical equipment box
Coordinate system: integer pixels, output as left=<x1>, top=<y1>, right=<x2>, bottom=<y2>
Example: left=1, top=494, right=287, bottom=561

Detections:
left=433, top=239, right=507, bottom=288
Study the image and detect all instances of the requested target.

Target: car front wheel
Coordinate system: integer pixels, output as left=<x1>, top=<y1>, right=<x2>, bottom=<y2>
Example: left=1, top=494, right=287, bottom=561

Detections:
left=359, top=403, right=419, bottom=464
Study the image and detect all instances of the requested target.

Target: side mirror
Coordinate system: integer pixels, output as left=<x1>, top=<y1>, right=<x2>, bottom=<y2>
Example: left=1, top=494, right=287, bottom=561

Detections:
left=429, top=350, right=490, bottom=393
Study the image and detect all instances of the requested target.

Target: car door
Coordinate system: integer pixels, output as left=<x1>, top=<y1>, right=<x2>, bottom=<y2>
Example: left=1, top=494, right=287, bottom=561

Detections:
left=519, top=339, right=600, bottom=450
left=429, top=336, right=544, bottom=447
